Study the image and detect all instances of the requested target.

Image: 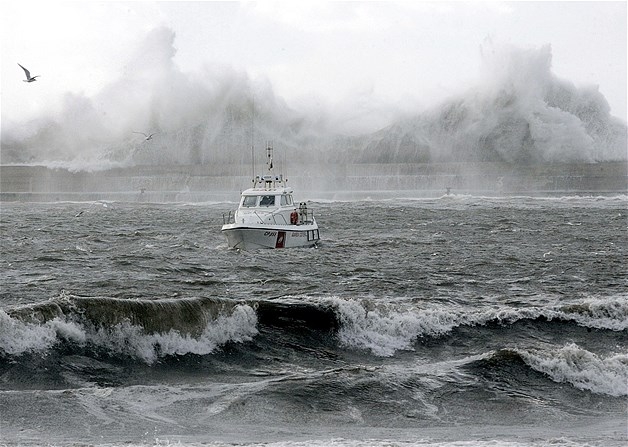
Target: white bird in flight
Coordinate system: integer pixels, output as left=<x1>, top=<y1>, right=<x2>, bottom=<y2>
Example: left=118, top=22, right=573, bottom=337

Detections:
left=133, top=131, right=157, bottom=141
left=18, top=63, right=40, bottom=82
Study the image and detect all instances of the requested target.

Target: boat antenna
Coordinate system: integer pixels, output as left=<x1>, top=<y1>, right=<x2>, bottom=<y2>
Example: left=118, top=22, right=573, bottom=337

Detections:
left=283, top=149, right=287, bottom=183
left=251, top=93, right=256, bottom=184
left=266, top=141, right=273, bottom=172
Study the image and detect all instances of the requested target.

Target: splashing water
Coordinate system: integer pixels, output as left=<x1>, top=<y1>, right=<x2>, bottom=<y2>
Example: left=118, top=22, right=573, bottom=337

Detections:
left=1, top=29, right=625, bottom=172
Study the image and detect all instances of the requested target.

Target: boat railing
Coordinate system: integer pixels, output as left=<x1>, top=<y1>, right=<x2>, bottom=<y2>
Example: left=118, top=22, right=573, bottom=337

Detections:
left=222, top=210, right=235, bottom=225
left=222, top=209, right=314, bottom=226
left=299, top=209, right=315, bottom=225
left=269, top=210, right=315, bottom=226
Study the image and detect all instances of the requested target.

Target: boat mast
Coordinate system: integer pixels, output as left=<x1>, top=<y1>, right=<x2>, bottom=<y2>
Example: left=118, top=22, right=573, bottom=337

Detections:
left=266, top=141, right=273, bottom=173
left=251, top=94, right=256, bottom=184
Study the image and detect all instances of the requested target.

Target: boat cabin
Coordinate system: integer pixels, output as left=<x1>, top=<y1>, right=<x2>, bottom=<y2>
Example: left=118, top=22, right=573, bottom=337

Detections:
left=240, top=190, right=294, bottom=208
left=232, top=186, right=313, bottom=226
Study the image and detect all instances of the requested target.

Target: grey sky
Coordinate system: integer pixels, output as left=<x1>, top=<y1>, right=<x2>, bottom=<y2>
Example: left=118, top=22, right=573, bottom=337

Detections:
left=2, top=1, right=626, bottom=133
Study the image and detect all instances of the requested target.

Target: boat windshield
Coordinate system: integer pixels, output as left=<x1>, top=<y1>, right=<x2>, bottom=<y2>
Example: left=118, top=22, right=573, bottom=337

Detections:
left=242, top=196, right=257, bottom=207
left=259, top=195, right=276, bottom=207
left=281, top=194, right=293, bottom=206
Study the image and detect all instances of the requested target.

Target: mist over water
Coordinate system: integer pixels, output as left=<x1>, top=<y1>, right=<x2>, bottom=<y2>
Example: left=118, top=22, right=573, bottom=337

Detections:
left=1, top=27, right=625, bottom=172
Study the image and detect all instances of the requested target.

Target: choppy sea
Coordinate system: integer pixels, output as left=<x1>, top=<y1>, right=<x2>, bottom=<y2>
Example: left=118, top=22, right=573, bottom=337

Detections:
left=1, top=194, right=626, bottom=446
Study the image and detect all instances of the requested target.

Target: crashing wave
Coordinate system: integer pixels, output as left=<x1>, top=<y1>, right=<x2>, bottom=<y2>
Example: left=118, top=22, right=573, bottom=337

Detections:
left=1, top=28, right=625, bottom=169
left=327, top=295, right=628, bottom=357
left=518, top=343, right=628, bottom=397
left=0, top=293, right=258, bottom=364
left=360, top=44, right=626, bottom=164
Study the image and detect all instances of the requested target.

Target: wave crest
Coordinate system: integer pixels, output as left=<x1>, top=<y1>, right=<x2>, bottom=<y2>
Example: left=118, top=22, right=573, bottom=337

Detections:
left=326, top=295, right=627, bottom=357
left=1, top=294, right=258, bottom=364
left=518, top=343, right=628, bottom=397
left=332, top=298, right=457, bottom=356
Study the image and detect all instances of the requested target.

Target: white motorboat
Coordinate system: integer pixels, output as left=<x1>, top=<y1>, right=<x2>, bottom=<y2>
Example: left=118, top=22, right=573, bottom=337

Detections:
left=221, top=144, right=320, bottom=249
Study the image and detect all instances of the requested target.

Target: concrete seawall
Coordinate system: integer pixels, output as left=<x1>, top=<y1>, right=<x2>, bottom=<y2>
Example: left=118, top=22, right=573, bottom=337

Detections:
left=1, top=162, right=626, bottom=202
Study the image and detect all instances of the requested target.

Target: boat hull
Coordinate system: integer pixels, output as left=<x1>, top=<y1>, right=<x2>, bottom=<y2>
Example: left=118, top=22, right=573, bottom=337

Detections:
left=221, top=223, right=320, bottom=249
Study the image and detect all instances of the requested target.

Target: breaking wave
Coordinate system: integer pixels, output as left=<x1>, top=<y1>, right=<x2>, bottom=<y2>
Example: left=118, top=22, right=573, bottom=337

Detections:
left=0, top=294, right=258, bottom=364
left=2, top=293, right=625, bottom=364
left=519, top=344, right=628, bottom=397
left=466, top=346, right=628, bottom=397
left=329, top=295, right=628, bottom=356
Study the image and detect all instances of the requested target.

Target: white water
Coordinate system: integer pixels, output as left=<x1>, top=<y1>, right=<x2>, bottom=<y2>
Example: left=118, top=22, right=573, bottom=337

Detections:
left=0, top=304, right=258, bottom=363
left=1, top=28, right=625, bottom=171
left=329, top=295, right=628, bottom=357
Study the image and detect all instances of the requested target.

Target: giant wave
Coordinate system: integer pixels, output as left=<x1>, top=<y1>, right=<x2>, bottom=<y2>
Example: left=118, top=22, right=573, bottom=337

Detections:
left=1, top=28, right=625, bottom=172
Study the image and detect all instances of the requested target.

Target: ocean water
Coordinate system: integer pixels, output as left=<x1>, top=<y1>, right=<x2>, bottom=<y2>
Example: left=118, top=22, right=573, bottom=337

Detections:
left=0, top=195, right=626, bottom=447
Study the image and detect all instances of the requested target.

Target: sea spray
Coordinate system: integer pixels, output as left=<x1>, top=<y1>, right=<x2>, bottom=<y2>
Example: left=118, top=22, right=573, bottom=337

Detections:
left=560, top=296, right=628, bottom=331
left=1, top=295, right=259, bottom=363
left=0, top=310, right=82, bottom=355
left=518, top=343, right=628, bottom=397
left=332, top=298, right=459, bottom=356
left=326, top=295, right=628, bottom=356
left=1, top=30, right=625, bottom=170
left=364, top=43, right=625, bottom=165
left=84, top=304, right=258, bottom=364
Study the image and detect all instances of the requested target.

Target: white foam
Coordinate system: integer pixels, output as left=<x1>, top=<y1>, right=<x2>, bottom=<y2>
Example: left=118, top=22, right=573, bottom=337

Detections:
left=322, top=295, right=628, bottom=357
left=560, top=296, right=628, bottom=331
left=0, top=305, right=258, bottom=363
left=0, top=310, right=86, bottom=355
left=329, top=296, right=544, bottom=356
left=86, top=304, right=259, bottom=364
left=331, top=298, right=460, bottom=357
left=518, top=343, right=628, bottom=397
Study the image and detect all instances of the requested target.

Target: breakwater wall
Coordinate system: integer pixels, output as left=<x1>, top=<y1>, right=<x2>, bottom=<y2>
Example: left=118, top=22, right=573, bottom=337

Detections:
left=1, top=162, right=626, bottom=202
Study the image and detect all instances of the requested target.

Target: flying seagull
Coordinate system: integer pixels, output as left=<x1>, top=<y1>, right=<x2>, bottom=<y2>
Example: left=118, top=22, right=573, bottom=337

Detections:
left=18, top=63, right=40, bottom=82
left=133, top=131, right=157, bottom=141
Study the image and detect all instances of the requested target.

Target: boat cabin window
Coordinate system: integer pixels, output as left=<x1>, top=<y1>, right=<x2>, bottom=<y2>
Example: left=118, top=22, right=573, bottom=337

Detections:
left=242, top=195, right=257, bottom=207
left=280, top=194, right=293, bottom=206
left=259, top=195, right=276, bottom=207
